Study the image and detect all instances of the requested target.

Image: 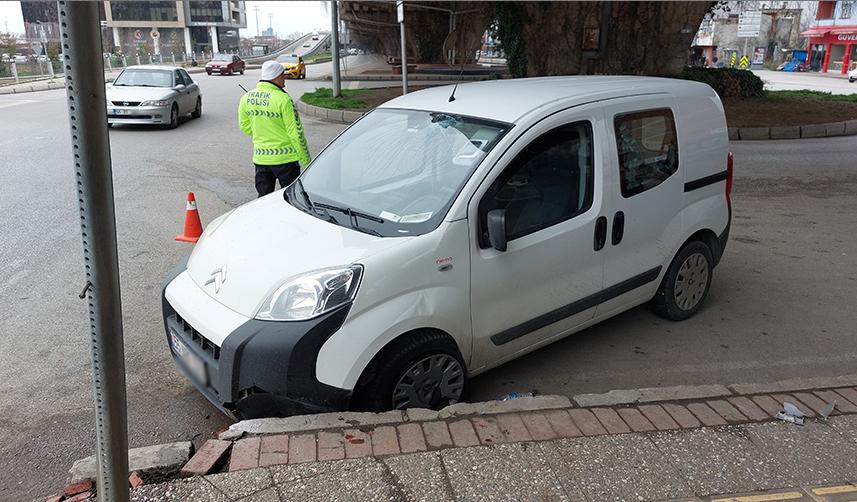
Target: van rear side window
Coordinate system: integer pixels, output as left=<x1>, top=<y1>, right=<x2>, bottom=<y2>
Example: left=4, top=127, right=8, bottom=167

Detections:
left=614, top=108, right=678, bottom=198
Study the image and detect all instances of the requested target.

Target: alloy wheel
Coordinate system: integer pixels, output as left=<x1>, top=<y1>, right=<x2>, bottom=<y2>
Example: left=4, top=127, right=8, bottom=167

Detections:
left=392, top=354, right=464, bottom=409
left=673, top=252, right=709, bottom=311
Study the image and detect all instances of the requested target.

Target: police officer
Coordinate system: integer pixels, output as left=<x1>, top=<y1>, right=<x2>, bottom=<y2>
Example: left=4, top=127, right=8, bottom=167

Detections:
left=239, top=60, right=311, bottom=197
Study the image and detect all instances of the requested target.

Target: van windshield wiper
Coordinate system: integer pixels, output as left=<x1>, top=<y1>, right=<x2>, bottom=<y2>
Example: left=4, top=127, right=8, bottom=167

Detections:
left=314, top=202, right=384, bottom=236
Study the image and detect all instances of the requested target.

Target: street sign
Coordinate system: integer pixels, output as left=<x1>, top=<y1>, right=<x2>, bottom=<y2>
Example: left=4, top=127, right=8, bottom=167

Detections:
left=730, top=51, right=737, bottom=67
left=397, top=1, right=404, bottom=23
left=737, top=10, right=762, bottom=38
left=134, top=30, right=143, bottom=40
left=753, top=47, right=766, bottom=65
left=739, top=54, right=750, bottom=68
left=150, top=30, right=160, bottom=39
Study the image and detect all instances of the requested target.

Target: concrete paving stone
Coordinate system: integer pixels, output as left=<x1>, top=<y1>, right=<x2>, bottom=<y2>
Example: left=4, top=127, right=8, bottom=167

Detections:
left=649, top=426, right=779, bottom=496
left=686, top=403, right=728, bottom=426
left=662, top=403, right=702, bottom=429
left=230, top=437, right=262, bottom=471
left=739, top=127, right=770, bottom=140
left=207, top=467, right=273, bottom=499
left=470, top=416, right=505, bottom=445
left=569, top=408, right=609, bottom=435
left=288, top=434, right=317, bottom=464
left=729, top=376, right=857, bottom=396
left=845, top=119, right=857, bottom=135
left=317, top=431, right=345, bottom=461
left=544, top=434, right=694, bottom=501
left=239, top=487, right=282, bottom=502
left=806, top=483, right=857, bottom=501
left=801, top=123, right=827, bottom=138
left=260, top=435, right=289, bottom=454
left=448, top=419, right=480, bottom=447
left=259, top=453, right=289, bottom=467
left=639, top=404, right=681, bottom=430
left=708, top=488, right=810, bottom=502
left=794, top=392, right=837, bottom=416
left=70, top=441, right=192, bottom=483
left=343, top=429, right=372, bottom=459
left=545, top=409, right=583, bottom=438
left=752, top=395, right=784, bottom=417
left=441, top=442, right=577, bottom=501
left=814, top=390, right=857, bottom=414
left=769, top=125, right=801, bottom=139
left=833, top=387, right=857, bottom=408
left=591, top=408, right=632, bottom=434
left=826, top=121, right=847, bottom=136
left=706, top=400, right=749, bottom=423
left=742, top=420, right=857, bottom=487
left=272, top=458, right=395, bottom=502
left=521, top=412, right=559, bottom=441
left=496, top=413, right=533, bottom=442
left=421, top=421, right=453, bottom=449
left=383, top=452, right=455, bottom=502
left=772, top=394, right=816, bottom=418
left=397, top=423, right=428, bottom=453
left=727, top=397, right=770, bottom=422
left=437, top=395, right=572, bottom=418
left=404, top=408, right=438, bottom=422
left=131, top=477, right=231, bottom=502
left=617, top=407, right=656, bottom=432
left=370, top=425, right=401, bottom=455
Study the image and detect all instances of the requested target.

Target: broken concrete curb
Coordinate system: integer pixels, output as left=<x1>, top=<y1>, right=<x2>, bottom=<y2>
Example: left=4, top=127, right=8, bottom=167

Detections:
left=729, top=120, right=857, bottom=141
left=69, top=441, right=192, bottom=484
left=729, top=374, right=857, bottom=396
left=573, top=384, right=731, bottom=407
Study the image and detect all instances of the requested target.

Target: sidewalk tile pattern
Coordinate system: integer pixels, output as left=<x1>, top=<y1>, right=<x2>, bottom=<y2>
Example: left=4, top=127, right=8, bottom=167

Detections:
left=617, top=407, right=656, bottom=432
left=592, top=407, right=632, bottom=434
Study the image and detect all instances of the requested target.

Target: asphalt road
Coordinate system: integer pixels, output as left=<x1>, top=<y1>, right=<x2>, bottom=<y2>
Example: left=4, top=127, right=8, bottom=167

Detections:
left=1, top=70, right=856, bottom=500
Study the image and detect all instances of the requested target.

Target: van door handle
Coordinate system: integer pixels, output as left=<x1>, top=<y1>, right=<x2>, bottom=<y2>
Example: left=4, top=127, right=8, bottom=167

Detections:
left=594, top=216, right=607, bottom=251
left=611, top=211, right=625, bottom=245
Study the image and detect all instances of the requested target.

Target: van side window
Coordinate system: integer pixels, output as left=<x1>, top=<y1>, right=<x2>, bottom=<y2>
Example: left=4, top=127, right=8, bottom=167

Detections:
left=614, top=108, right=678, bottom=198
left=479, top=121, right=594, bottom=246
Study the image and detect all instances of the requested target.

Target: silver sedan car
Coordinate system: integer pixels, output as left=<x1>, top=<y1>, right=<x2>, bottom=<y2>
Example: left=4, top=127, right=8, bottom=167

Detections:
left=106, top=65, right=202, bottom=128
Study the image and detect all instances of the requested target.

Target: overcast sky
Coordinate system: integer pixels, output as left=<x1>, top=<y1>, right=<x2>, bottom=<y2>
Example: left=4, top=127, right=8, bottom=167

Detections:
left=0, top=1, right=329, bottom=37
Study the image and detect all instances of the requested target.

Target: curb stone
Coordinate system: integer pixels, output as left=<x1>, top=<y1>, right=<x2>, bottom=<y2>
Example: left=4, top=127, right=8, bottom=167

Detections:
left=728, top=120, right=857, bottom=140
left=69, top=441, right=192, bottom=484
left=573, top=384, right=731, bottom=407
left=297, top=99, right=365, bottom=125
left=729, top=374, right=857, bottom=395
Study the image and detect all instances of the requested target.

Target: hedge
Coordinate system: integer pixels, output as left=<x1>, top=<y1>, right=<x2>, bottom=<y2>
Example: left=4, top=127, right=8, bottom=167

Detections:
left=676, top=67, right=765, bottom=98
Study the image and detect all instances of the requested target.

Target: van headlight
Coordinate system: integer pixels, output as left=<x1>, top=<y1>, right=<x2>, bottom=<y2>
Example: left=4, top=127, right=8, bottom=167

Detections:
left=256, top=265, right=363, bottom=321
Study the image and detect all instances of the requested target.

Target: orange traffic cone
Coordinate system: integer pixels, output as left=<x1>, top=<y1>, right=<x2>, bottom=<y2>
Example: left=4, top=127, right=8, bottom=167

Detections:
left=175, top=192, right=203, bottom=243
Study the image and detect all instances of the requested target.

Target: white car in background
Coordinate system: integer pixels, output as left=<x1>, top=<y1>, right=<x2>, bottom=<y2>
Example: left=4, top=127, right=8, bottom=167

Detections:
left=106, top=65, right=201, bottom=129
left=849, top=67, right=857, bottom=83
left=163, top=76, right=732, bottom=419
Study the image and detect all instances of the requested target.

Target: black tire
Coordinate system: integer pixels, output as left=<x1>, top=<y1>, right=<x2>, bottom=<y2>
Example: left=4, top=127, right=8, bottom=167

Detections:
left=352, top=331, right=466, bottom=413
left=851, top=78, right=856, bottom=83
left=240, top=68, right=245, bottom=75
left=651, top=240, right=714, bottom=321
left=191, top=98, right=202, bottom=118
left=167, top=104, right=179, bottom=129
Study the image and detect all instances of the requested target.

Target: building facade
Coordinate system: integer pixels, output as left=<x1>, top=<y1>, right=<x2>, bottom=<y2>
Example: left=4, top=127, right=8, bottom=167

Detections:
left=104, top=1, right=246, bottom=57
left=802, top=0, right=857, bottom=73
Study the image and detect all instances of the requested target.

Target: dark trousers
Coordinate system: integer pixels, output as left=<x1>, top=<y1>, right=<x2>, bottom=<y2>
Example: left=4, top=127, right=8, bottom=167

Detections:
left=255, top=162, right=300, bottom=197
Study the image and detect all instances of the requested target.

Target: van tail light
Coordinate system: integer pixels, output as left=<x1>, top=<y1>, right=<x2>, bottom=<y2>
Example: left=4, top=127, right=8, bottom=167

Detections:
left=725, top=151, right=734, bottom=208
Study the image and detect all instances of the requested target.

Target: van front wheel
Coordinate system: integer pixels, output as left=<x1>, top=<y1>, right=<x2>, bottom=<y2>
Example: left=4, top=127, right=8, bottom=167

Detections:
left=352, top=331, right=466, bottom=412
left=652, top=241, right=713, bottom=321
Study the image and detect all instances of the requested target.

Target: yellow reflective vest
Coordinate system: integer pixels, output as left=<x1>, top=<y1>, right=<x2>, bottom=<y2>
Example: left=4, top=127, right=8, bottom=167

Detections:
left=238, top=81, right=311, bottom=167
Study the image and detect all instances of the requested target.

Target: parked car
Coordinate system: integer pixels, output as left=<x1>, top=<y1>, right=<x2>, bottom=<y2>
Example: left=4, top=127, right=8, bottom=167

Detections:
left=849, top=67, right=857, bottom=83
left=302, top=42, right=311, bottom=48
left=12, top=54, right=28, bottom=64
left=36, top=55, right=48, bottom=62
left=348, top=48, right=359, bottom=56
left=106, top=65, right=201, bottom=129
left=0, top=53, right=10, bottom=63
left=206, top=53, right=245, bottom=76
left=276, top=54, right=305, bottom=79
left=162, top=76, right=732, bottom=419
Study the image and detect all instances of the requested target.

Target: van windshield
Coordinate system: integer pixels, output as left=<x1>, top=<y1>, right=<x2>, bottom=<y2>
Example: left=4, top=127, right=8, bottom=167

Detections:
left=292, top=108, right=510, bottom=237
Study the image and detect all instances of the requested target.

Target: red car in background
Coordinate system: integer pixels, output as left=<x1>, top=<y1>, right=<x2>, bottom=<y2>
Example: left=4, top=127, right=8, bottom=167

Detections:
left=206, top=54, right=245, bottom=76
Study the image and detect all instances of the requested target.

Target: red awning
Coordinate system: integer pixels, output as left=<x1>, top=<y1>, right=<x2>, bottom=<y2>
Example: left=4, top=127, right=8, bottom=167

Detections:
left=800, top=27, right=830, bottom=37
left=830, top=25, right=857, bottom=34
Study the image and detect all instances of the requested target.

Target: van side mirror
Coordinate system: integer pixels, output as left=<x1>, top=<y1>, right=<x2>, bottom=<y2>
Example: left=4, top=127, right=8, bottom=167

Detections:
left=486, top=209, right=507, bottom=252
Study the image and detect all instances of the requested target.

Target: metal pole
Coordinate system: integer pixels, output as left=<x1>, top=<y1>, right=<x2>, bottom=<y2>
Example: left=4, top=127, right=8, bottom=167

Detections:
left=399, top=2, right=408, bottom=94
left=48, top=57, right=55, bottom=77
left=57, top=3, right=130, bottom=502
left=11, top=61, right=18, bottom=83
left=330, top=1, right=341, bottom=97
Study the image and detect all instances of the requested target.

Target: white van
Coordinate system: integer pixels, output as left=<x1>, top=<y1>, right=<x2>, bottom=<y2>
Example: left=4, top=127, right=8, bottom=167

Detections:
left=163, top=76, right=732, bottom=419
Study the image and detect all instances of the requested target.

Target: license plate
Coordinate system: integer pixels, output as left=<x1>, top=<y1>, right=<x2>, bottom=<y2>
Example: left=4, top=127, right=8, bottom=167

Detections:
left=114, top=109, right=128, bottom=115
left=171, top=332, right=207, bottom=385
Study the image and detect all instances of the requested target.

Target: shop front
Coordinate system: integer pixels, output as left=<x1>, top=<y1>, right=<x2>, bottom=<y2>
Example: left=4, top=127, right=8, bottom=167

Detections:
left=801, top=27, right=857, bottom=73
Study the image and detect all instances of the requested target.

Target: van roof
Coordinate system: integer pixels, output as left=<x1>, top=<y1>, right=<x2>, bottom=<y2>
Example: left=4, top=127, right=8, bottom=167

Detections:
left=378, top=76, right=713, bottom=123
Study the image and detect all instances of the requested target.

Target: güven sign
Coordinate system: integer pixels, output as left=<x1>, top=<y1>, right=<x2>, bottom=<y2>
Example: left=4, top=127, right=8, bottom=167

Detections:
left=838, top=33, right=857, bottom=41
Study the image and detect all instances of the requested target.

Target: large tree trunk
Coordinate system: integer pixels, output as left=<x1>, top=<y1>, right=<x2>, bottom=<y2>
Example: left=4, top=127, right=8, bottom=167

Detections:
left=508, top=2, right=714, bottom=76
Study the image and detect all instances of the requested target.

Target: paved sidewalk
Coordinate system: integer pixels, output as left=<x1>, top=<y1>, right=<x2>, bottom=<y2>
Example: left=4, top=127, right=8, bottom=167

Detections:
left=118, top=384, right=857, bottom=502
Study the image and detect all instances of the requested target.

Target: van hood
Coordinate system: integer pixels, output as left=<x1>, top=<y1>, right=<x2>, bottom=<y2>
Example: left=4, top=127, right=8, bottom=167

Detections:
left=186, top=192, right=408, bottom=318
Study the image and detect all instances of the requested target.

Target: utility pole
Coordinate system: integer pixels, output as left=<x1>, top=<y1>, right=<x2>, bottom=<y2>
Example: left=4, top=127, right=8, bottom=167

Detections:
left=398, top=1, right=408, bottom=94
left=330, top=1, right=341, bottom=97
left=57, top=2, right=130, bottom=502
left=253, top=4, right=261, bottom=37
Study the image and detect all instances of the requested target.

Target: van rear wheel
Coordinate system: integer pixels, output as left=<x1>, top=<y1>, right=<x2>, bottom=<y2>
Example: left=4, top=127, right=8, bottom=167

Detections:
left=652, top=241, right=713, bottom=321
left=352, top=331, right=466, bottom=412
